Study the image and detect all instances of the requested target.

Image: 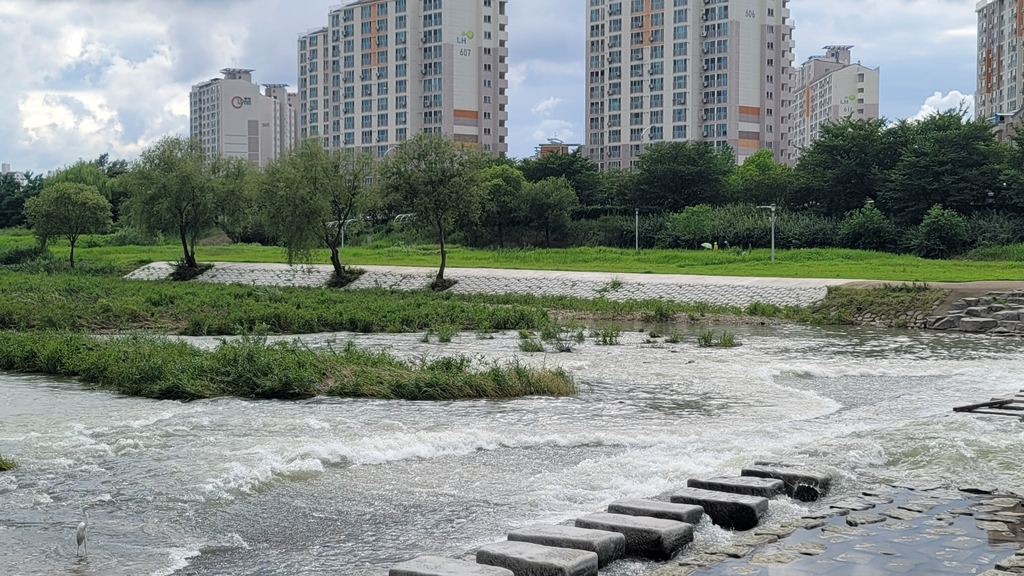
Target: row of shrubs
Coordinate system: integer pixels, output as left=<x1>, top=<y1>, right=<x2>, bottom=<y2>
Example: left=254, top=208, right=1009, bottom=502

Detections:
left=562, top=205, right=1024, bottom=259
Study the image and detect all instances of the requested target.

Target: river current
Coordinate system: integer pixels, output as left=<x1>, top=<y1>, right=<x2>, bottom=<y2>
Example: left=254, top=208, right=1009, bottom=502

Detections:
left=1, top=325, right=1023, bottom=575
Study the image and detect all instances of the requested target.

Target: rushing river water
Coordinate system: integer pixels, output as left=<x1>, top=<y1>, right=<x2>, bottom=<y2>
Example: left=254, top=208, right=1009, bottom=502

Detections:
left=2, top=324, right=1023, bottom=575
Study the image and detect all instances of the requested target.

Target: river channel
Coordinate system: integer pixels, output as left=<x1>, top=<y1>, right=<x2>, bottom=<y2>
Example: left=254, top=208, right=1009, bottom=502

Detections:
left=2, top=324, right=1023, bottom=575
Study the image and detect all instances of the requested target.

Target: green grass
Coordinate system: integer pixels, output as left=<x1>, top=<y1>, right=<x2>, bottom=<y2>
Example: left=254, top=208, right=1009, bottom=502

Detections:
left=0, top=454, right=15, bottom=471
left=4, top=230, right=1024, bottom=282
left=519, top=338, right=545, bottom=353
left=0, top=331, right=577, bottom=401
left=698, top=330, right=739, bottom=348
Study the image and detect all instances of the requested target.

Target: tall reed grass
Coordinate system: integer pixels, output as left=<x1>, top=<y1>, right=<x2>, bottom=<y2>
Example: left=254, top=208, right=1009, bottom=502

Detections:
left=0, top=331, right=576, bottom=401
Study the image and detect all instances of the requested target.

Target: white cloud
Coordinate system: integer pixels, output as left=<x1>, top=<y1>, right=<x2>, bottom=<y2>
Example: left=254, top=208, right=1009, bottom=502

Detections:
left=530, top=97, right=563, bottom=116
left=529, top=119, right=576, bottom=144
left=910, top=90, right=975, bottom=122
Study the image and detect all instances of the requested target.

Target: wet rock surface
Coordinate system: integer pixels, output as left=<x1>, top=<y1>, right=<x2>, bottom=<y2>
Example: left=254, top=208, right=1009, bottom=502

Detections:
left=684, top=490, right=1024, bottom=576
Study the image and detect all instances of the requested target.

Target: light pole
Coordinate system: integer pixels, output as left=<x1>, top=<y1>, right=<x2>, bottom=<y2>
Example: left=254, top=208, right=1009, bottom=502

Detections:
left=758, top=204, right=777, bottom=263
left=635, top=208, right=640, bottom=253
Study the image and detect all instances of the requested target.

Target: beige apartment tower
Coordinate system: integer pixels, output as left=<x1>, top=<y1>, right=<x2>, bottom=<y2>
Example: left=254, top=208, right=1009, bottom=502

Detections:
left=584, top=0, right=796, bottom=170
left=977, top=0, right=1024, bottom=140
left=190, top=69, right=300, bottom=166
left=786, top=46, right=879, bottom=165
left=297, top=0, right=509, bottom=157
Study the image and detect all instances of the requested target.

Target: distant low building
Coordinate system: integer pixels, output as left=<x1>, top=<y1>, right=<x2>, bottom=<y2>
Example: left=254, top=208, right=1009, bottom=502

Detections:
left=0, top=163, right=27, bottom=186
left=534, top=139, right=581, bottom=159
left=190, top=69, right=300, bottom=166
left=785, top=46, right=880, bottom=165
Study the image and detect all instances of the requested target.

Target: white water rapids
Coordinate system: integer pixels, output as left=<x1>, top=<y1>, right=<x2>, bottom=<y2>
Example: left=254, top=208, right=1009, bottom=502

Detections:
left=1, top=324, right=1022, bottom=575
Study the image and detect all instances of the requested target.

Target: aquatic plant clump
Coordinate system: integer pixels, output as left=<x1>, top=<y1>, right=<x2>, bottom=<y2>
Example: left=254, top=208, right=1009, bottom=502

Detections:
left=0, top=454, right=16, bottom=471
left=0, top=331, right=576, bottom=401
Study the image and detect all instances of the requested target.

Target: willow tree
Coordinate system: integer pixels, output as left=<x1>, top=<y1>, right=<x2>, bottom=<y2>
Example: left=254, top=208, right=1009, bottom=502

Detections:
left=260, top=139, right=374, bottom=279
left=24, top=182, right=112, bottom=267
left=378, top=133, right=484, bottom=287
left=125, top=137, right=215, bottom=270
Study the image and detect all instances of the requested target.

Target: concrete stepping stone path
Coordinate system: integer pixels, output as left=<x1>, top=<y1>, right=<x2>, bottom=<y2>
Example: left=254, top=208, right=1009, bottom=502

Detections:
left=476, top=541, right=598, bottom=576
left=686, top=476, right=785, bottom=499
left=741, top=464, right=833, bottom=501
left=506, top=525, right=624, bottom=568
left=606, top=499, right=705, bottom=524
left=391, top=557, right=514, bottom=576
left=670, top=488, right=769, bottom=531
left=574, top=513, right=694, bottom=561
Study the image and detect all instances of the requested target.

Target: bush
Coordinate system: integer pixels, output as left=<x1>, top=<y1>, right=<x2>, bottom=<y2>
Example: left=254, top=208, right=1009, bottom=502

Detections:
left=0, top=245, right=47, bottom=266
left=838, top=206, right=899, bottom=252
left=966, top=212, right=1024, bottom=250
left=913, top=205, right=970, bottom=259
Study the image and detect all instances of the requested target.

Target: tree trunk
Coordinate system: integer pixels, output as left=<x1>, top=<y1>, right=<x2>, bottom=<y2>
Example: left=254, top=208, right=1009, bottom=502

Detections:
left=498, top=221, right=505, bottom=249
left=180, top=227, right=197, bottom=269
left=69, top=240, right=76, bottom=269
left=545, top=225, right=551, bottom=249
left=329, top=247, right=344, bottom=277
left=436, top=221, right=447, bottom=284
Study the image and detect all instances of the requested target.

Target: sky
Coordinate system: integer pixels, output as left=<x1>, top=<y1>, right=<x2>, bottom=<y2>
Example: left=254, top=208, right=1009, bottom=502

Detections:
left=0, top=0, right=981, bottom=173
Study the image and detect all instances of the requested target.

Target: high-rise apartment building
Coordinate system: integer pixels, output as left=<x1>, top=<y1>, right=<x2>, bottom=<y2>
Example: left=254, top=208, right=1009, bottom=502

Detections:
left=977, top=0, right=1024, bottom=140
left=584, top=0, right=795, bottom=170
left=785, top=46, right=879, bottom=165
left=190, top=69, right=300, bottom=166
left=297, top=0, right=509, bottom=157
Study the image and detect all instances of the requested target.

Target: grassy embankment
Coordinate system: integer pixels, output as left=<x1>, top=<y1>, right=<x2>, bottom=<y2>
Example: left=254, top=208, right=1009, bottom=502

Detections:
left=2, top=230, right=1023, bottom=282
left=0, top=331, right=575, bottom=401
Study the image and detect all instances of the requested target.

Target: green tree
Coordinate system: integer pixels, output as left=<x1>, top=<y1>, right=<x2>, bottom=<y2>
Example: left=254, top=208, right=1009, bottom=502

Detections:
left=260, top=140, right=374, bottom=277
left=519, top=150, right=601, bottom=211
left=23, top=183, right=112, bottom=267
left=599, top=168, right=636, bottom=213
left=632, top=142, right=735, bottom=214
left=124, top=136, right=215, bottom=269
left=913, top=205, right=969, bottom=259
left=837, top=204, right=899, bottom=252
left=878, top=110, right=1006, bottom=226
left=378, top=133, right=484, bottom=286
left=480, top=164, right=526, bottom=248
left=0, top=172, right=43, bottom=229
left=791, top=118, right=900, bottom=217
left=211, top=156, right=260, bottom=244
left=47, top=161, right=110, bottom=199
left=524, top=177, right=579, bottom=248
left=729, top=149, right=793, bottom=206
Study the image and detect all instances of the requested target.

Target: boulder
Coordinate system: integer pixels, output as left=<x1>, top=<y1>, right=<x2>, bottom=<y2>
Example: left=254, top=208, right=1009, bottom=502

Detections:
left=962, top=298, right=981, bottom=307
left=508, top=525, right=625, bottom=568
left=607, top=499, right=705, bottom=524
left=993, top=311, right=1022, bottom=321
left=574, top=513, right=693, bottom=561
left=965, top=307, right=991, bottom=318
left=988, top=304, right=1008, bottom=314
left=670, top=488, right=769, bottom=531
left=931, top=315, right=965, bottom=330
left=477, top=541, right=598, bottom=576
left=1016, top=322, right=1024, bottom=333
left=687, top=476, right=785, bottom=499
left=960, top=318, right=999, bottom=333
left=978, top=297, right=996, bottom=306
left=741, top=466, right=833, bottom=502
left=950, top=300, right=969, bottom=311
left=1008, top=297, right=1024, bottom=305
left=391, top=557, right=514, bottom=576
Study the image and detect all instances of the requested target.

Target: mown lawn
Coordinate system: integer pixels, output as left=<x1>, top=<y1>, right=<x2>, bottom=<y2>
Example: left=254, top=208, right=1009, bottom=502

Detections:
left=2, top=231, right=1023, bottom=283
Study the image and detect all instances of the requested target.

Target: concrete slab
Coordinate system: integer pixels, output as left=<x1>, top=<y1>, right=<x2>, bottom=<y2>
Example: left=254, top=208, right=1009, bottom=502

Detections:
left=507, top=525, right=624, bottom=568
left=574, top=513, right=694, bottom=560
left=670, top=488, right=769, bottom=531
left=391, top=556, right=514, bottom=576
left=687, top=476, right=785, bottom=499
left=741, top=465, right=833, bottom=502
left=607, top=499, right=705, bottom=524
left=476, top=541, right=598, bottom=576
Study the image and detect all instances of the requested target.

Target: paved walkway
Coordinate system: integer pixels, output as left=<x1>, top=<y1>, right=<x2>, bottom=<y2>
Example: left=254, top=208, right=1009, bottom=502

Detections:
left=127, top=262, right=854, bottom=307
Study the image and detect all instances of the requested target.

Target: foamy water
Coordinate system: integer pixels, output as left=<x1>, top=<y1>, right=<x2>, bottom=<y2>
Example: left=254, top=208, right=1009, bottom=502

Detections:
left=1, top=325, right=1022, bottom=575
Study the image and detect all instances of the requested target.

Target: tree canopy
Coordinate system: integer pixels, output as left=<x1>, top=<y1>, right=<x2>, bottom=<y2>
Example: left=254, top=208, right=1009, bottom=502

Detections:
left=24, top=182, right=112, bottom=267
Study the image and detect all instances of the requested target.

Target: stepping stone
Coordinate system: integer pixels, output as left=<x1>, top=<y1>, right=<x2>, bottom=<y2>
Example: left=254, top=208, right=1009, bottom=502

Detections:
left=846, top=513, right=887, bottom=526
left=677, top=554, right=729, bottom=568
left=755, top=525, right=796, bottom=538
left=831, top=499, right=875, bottom=512
left=687, top=476, right=785, bottom=499
left=995, top=555, right=1024, bottom=572
left=670, top=488, right=769, bottom=531
left=783, top=542, right=828, bottom=556
left=650, top=567, right=696, bottom=576
left=881, top=507, right=921, bottom=521
left=574, top=513, right=693, bottom=561
left=607, top=499, right=704, bottom=524
left=391, top=556, right=514, bottom=576
left=476, top=541, right=598, bottom=576
left=507, top=525, right=625, bottom=568
left=741, top=465, right=832, bottom=502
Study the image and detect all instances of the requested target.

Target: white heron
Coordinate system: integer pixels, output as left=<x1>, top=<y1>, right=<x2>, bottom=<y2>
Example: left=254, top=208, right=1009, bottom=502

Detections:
left=76, top=508, right=89, bottom=557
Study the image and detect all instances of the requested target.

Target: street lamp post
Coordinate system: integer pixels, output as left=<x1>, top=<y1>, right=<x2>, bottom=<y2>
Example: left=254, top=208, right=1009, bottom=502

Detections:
left=635, top=209, right=640, bottom=253
left=758, top=204, right=777, bottom=263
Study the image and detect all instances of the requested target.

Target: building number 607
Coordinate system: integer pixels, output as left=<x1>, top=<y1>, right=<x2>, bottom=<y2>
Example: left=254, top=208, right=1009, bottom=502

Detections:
left=460, top=48, right=472, bottom=57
